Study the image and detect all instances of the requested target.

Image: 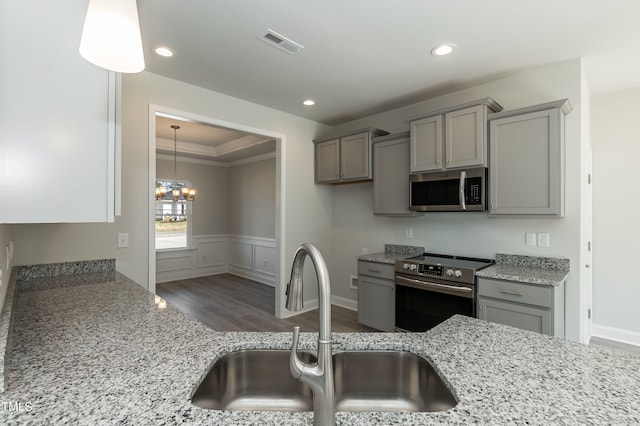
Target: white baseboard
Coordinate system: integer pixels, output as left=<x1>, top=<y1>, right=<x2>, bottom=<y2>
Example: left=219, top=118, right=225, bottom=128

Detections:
left=591, top=324, right=640, bottom=347
left=332, top=295, right=357, bottom=311
left=156, top=265, right=227, bottom=283
left=228, top=264, right=276, bottom=287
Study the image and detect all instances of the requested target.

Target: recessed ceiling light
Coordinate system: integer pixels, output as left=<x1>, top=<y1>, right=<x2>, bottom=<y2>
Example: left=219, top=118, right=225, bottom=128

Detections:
left=302, top=99, right=316, bottom=106
left=431, top=43, right=456, bottom=56
left=153, top=46, right=174, bottom=57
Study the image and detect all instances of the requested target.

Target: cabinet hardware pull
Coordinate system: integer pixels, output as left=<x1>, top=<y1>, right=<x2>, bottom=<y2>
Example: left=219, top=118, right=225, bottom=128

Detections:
left=459, top=170, right=467, bottom=211
left=499, top=289, right=522, bottom=296
left=368, top=269, right=381, bottom=273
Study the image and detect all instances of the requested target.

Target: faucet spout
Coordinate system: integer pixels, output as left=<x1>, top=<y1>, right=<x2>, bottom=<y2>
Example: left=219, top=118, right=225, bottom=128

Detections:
left=286, top=243, right=335, bottom=426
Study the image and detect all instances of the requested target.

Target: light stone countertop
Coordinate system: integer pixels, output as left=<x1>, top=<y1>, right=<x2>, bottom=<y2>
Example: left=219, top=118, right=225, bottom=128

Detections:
left=2, top=271, right=639, bottom=425
left=476, top=253, right=570, bottom=287
left=357, top=243, right=424, bottom=265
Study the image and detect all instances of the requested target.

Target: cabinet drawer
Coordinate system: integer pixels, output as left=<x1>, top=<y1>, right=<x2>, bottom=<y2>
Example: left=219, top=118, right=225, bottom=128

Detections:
left=478, top=278, right=552, bottom=308
left=357, top=261, right=396, bottom=280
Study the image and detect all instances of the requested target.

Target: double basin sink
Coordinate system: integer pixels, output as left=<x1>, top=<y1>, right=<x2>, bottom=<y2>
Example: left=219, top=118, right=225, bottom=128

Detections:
left=192, top=349, right=457, bottom=413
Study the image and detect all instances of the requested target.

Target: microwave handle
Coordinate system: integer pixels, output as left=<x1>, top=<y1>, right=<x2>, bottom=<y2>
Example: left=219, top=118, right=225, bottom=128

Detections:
left=459, top=170, right=467, bottom=210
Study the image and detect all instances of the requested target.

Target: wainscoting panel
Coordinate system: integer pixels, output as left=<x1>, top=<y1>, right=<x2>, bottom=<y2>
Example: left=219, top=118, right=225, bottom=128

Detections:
left=228, top=240, right=253, bottom=271
left=254, top=243, right=276, bottom=276
left=196, top=236, right=227, bottom=268
left=156, top=234, right=276, bottom=286
left=156, top=252, right=192, bottom=273
left=229, top=236, right=276, bottom=286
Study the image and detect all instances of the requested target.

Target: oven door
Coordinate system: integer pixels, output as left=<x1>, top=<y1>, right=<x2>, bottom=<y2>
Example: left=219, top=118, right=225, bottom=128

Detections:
left=395, top=274, right=476, bottom=332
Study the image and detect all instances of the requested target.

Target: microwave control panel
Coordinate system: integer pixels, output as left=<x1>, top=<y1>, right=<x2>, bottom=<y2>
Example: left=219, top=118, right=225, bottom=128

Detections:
left=467, top=178, right=482, bottom=205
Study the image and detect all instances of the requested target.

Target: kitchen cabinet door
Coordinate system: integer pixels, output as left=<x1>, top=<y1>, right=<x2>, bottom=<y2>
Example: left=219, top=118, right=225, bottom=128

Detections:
left=341, top=131, right=370, bottom=181
left=478, top=296, right=551, bottom=335
left=315, top=138, right=341, bottom=182
left=410, top=115, right=443, bottom=172
left=373, top=133, right=412, bottom=215
left=357, top=275, right=395, bottom=332
left=0, top=0, right=120, bottom=223
left=489, top=99, right=571, bottom=216
left=445, top=104, right=487, bottom=169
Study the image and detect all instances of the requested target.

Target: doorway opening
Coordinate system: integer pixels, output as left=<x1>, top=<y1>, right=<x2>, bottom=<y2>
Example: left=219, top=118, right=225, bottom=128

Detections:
left=148, top=105, right=285, bottom=319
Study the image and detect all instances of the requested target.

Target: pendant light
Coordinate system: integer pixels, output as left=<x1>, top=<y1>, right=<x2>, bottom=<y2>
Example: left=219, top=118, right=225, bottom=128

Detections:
left=155, top=125, right=196, bottom=202
left=79, top=0, right=145, bottom=73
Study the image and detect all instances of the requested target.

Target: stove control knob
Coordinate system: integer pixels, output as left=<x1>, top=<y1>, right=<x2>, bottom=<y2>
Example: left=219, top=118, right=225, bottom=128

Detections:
left=403, top=263, right=411, bottom=270
left=454, top=270, right=463, bottom=278
left=446, top=269, right=454, bottom=276
left=409, top=264, right=417, bottom=271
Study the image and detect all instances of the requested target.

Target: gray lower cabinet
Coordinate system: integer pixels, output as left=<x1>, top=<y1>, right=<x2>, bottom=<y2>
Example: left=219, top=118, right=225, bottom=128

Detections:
left=357, top=261, right=395, bottom=331
left=477, top=277, right=564, bottom=337
left=372, top=132, right=413, bottom=215
left=488, top=99, right=572, bottom=216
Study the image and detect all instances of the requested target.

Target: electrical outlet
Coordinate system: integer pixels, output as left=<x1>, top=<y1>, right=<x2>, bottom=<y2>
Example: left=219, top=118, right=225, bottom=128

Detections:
left=361, top=248, right=368, bottom=255
left=117, top=233, right=129, bottom=248
left=405, top=227, right=413, bottom=239
left=349, top=275, right=358, bottom=290
left=525, top=233, right=537, bottom=246
left=537, top=233, right=550, bottom=247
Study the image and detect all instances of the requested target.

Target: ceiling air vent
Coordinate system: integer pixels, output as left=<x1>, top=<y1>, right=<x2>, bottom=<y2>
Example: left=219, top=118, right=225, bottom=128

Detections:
left=258, top=29, right=304, bottom=55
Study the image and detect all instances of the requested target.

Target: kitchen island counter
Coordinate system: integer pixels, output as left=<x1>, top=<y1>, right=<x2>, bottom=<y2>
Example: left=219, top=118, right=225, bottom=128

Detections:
left=2, top=271, right=639, bottom=425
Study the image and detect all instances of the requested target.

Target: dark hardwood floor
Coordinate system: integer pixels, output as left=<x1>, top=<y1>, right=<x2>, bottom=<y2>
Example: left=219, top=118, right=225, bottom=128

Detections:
left=157, top=274, right=375, bottom=333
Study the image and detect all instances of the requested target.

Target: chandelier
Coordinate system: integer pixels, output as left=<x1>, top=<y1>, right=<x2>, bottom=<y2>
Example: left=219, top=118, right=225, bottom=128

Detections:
left=155, top=125, right=196, bottom=202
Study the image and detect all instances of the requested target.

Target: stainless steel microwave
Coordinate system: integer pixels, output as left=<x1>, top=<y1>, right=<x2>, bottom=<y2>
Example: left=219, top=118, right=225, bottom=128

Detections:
left=409, top=168, right=487, bottom=212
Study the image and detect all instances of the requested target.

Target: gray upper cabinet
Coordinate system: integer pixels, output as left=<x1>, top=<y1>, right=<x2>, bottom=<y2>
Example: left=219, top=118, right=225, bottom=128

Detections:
left=488, top=99, right=572, bottom=216
left=410, top=115, right=442, bottom=172
left=409, top=98, right=502, bottom=173
left=314, top=128, right=388, bottom=183
left=373, top=132, right=413, bottom=215
left=315, top=138, right=341, bottom=182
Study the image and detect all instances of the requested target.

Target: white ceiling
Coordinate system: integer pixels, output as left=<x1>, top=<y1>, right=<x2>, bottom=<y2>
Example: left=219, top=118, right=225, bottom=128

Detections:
left=155, top=115, right=276, bottom=164
left=139, top=0, right=640, bottom=126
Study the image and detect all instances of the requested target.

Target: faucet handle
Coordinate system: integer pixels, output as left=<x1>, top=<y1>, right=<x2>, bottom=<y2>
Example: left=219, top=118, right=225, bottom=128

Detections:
left=290, top=326, right=304, bottom=379
left=291, top=326, right=300, bottom=353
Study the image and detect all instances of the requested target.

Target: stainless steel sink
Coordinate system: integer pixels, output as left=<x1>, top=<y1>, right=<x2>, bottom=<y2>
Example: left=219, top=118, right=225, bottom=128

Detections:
left=191, top=349, right=316, bottom=411
left=191, top=349, right=457, bottom=413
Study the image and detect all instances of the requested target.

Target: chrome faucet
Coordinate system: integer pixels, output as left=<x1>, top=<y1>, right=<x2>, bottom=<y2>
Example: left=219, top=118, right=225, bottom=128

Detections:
left=286, top=243, right=335, bottom=426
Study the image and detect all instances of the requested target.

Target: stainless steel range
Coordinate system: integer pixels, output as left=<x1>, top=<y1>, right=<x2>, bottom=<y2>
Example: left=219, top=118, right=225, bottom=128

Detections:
left=395, top=253, right=494, bottom=332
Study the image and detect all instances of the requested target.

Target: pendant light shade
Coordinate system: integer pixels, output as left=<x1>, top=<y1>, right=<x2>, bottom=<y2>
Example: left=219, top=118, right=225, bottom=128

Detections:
left=79, top=0, right=145, bottom=73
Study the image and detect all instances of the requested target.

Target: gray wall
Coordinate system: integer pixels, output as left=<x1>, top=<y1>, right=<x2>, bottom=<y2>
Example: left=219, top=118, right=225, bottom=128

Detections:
left=156, top=156, right=276, bottom=239
left=156, top=158, right=229, bottom=236
left=591, top=86, right=640, bottom=338
left=228, top=158, right=276, bottom=238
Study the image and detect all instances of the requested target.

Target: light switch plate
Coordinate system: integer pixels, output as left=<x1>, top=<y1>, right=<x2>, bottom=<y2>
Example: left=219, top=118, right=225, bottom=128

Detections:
left=538, top=233, right=550, bottom=247
left=405, top=227, right=413, bottom=239
left=525, top=233, right=537, bottom=246
left=117, top=233, right=129, bottom=248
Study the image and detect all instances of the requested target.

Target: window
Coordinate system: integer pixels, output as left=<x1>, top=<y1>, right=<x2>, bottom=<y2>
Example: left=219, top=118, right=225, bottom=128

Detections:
left=155, top=179, right=192, bottom=250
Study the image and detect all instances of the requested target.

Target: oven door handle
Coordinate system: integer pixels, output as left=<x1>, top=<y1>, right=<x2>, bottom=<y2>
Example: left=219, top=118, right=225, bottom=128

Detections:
left=395, top=275, right=473, bottom=299
left=459, top=170, right=467, bottom=211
